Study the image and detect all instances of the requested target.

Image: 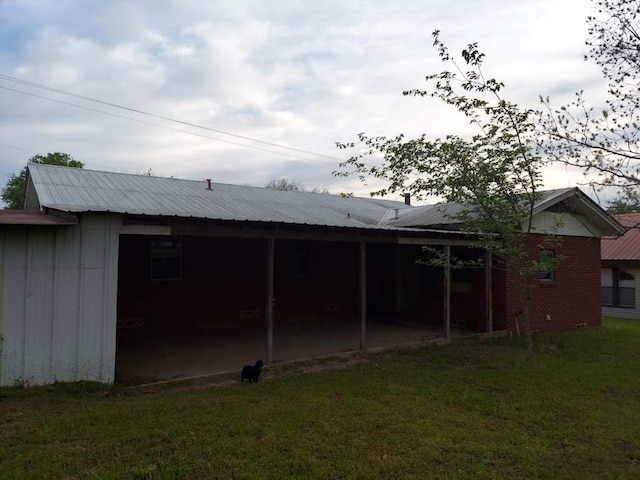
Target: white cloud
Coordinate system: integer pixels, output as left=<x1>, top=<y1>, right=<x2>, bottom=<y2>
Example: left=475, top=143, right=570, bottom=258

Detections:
left=0, top=0, right=612, bottom=204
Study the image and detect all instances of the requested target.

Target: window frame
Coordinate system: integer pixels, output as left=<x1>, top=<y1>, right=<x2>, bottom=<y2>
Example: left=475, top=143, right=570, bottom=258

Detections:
left=150, top=237, right=182, bottom=281
left=538, top=249, right=556, bottom=282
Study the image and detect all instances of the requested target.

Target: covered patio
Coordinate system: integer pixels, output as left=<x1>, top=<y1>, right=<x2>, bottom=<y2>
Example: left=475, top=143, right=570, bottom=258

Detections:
left=115, top=319, right=469, bottom=384
left=115, top=218, right=499, bottom=385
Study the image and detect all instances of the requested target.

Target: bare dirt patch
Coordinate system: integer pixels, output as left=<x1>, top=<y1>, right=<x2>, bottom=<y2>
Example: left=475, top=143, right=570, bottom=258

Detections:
left=129, top=350, right=373, bottom=394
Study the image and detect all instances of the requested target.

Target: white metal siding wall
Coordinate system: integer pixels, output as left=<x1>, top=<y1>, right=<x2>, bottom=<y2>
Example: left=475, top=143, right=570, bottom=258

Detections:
left=531, top=212, right=605, bottom=237
left=0, top=213, right=121, bottom=386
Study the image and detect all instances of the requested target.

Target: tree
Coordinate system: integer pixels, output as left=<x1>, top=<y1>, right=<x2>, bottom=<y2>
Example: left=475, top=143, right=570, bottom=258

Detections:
left=265, top=177, right=330, bottom=194
left=607, top=198, right=640, bottom=214
left=336, top=31, right=558, bottom=355
left=265, top=177, right=304, bottom=192
left=539, top=0, right=640, bottom=202
left=1, top=152, right=84, bottom=209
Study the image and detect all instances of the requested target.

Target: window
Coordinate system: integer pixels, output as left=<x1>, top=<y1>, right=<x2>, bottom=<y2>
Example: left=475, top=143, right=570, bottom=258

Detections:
left=288, top=241, right=311, bottom=278
left=151, top=238, right=182, bottom=280
left=451, top=267, right=473, bottom=293
left=602, top=268, right=636, bottom=308
left=539, top=250, right=555, bottom=281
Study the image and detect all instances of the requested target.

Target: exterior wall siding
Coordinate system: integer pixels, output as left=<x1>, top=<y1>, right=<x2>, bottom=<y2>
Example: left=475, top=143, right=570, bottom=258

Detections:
left=117, top=237, right=493, bottom=337
left=117, top=236, right=362, bottom=335
left=0, top=213, right=121, bottom=386
left=504, top=234, right=602, bottom=334
left=531, top=212, right=605, bottom=237
left=602, top=305, right=640, bottom=319
left=601, top=267, right=640, bottom=319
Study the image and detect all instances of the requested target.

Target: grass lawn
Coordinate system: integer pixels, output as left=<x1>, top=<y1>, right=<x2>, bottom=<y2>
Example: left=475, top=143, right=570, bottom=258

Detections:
left=1, top=318, right=639, bottom=479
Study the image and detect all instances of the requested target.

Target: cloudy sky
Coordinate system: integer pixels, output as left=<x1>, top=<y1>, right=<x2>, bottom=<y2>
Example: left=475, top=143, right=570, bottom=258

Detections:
left=0, top=0, right=608, bottom=205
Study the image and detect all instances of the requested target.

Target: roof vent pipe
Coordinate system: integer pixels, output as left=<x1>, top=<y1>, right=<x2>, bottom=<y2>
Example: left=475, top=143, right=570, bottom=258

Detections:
left=404, top=193, right=411, bottom=206
left=394, top=208, right=399, bottom=219
left=206, top=179, right=212, bottom=190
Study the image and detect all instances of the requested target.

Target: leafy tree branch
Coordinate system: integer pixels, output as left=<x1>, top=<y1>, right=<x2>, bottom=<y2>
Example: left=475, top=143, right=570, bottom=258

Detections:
left=335, top=31, right=559, bottom=355
left=1, top=152, right=84, bottom=209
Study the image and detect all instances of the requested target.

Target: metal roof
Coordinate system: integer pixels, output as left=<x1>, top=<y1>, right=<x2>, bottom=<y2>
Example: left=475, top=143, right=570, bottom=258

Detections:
left=602, top=214, right=640, bottom=260
left=27, top=163, right=418, bottom=232
left=26, top=164, right=622, bottom=237
left=381, top=187, right=624, bottom=237
left=379, top=202, right=467, bottom=228
left=381, top=189, right=577, bottom=229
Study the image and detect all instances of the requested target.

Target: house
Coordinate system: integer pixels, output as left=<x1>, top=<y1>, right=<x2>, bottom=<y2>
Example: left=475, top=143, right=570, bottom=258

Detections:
left=0, top=164, right=623, bottom=386
left=601, top=214, right=640, bottom=319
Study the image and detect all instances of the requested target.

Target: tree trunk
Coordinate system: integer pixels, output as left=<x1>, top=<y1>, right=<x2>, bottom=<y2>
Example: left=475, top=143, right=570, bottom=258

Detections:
left=522, top=299, right=533, bottom=357
left=517, top=279, right=535, bottom=357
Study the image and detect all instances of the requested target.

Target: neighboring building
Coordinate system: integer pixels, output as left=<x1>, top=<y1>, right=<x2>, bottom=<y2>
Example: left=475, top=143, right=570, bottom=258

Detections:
left=602, top=214, right=640, bottom=319
left=0, top=164, right=623, bottom=386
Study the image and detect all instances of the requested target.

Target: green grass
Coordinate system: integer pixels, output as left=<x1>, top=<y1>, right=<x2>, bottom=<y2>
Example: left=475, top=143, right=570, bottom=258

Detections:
left=1, top=318, right=639, bottom=479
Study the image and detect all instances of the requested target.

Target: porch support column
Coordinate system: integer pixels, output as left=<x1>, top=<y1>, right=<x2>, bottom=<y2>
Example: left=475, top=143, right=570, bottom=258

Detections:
left=395, top=247, right=403, bottom=314
left=266, top=238, right=275, bottom=363
left=359, top=241, right=367, bottom=350
left=485, top=250, right=493, bottom=334
left=443, top=244, right=451, bottom=340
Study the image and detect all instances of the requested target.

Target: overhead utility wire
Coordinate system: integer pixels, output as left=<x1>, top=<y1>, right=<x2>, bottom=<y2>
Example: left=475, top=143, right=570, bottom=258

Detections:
left=0, top=85, right=337, bottom=165
left=0, top=73, right=346, bottom=163
left=0, top=142, right=124, bottom=172
left=0, top=143, right=42, bottom=155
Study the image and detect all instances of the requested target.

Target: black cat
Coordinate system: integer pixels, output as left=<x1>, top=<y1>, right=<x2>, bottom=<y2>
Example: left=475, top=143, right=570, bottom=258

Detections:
left=241, top=359, right=264, bottom=383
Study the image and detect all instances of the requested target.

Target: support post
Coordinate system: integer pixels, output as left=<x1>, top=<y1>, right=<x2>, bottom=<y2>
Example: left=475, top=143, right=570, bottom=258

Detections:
left=266, top=238, right=275, bottom=363
left=485, top=250, right=493, bottom=334
left=359, top=241, right=367, bottom=350
left=395, top=247, right=403, bottom=314
left=443, top=244, right=451, bottom=340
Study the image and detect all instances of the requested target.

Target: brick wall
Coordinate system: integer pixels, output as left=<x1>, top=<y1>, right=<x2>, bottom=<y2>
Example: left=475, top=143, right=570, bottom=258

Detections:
left=503, top=234, right=602, bottom=334
left=117, top=235, right=361, bottom=335
left=117, top=232, right=599, bottom=337
left=118, top=236, right=268, bottom=334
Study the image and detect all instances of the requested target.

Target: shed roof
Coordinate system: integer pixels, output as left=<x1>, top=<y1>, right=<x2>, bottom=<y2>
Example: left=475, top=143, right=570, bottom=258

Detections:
left=24, top=163, right=622, bottom=237
left=601, top=214, right=640, bottom=260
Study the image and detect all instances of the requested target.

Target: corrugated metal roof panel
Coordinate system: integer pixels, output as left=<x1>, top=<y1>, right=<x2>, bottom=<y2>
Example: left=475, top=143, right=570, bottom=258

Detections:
left=27, top=164, right=622, bottom=237
left=383, top=188, right=577, bottom=228
left=380, top=202, right=467, bottom=228
left=381, top=189, right=577, bottom=229
left=602, top=214, right=640, bottom=260
left=381, top=187, right=623, bottom=237
left=28, top=164, right=417, bottom=231
left=531, top=188, right=576, bottom=212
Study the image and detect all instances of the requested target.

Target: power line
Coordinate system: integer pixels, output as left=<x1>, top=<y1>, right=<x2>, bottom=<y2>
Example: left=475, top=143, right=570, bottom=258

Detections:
left=0, top=143, right=42, bottom=155
left=0, top=143, right=129, bottom=173
left=0, top=84, right=340, bottom=166
left=0, top=73, right=347, bottom=163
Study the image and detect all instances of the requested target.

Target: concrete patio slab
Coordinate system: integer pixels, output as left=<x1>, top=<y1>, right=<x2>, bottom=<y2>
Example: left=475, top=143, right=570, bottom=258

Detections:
left=115, top=320, right=450, bottom=384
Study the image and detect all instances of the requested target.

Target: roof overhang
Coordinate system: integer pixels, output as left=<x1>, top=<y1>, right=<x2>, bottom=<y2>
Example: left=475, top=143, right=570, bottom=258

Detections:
left=0, top=210, right=78, bottom=225
left=121, top=213, right=487, bottom=246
